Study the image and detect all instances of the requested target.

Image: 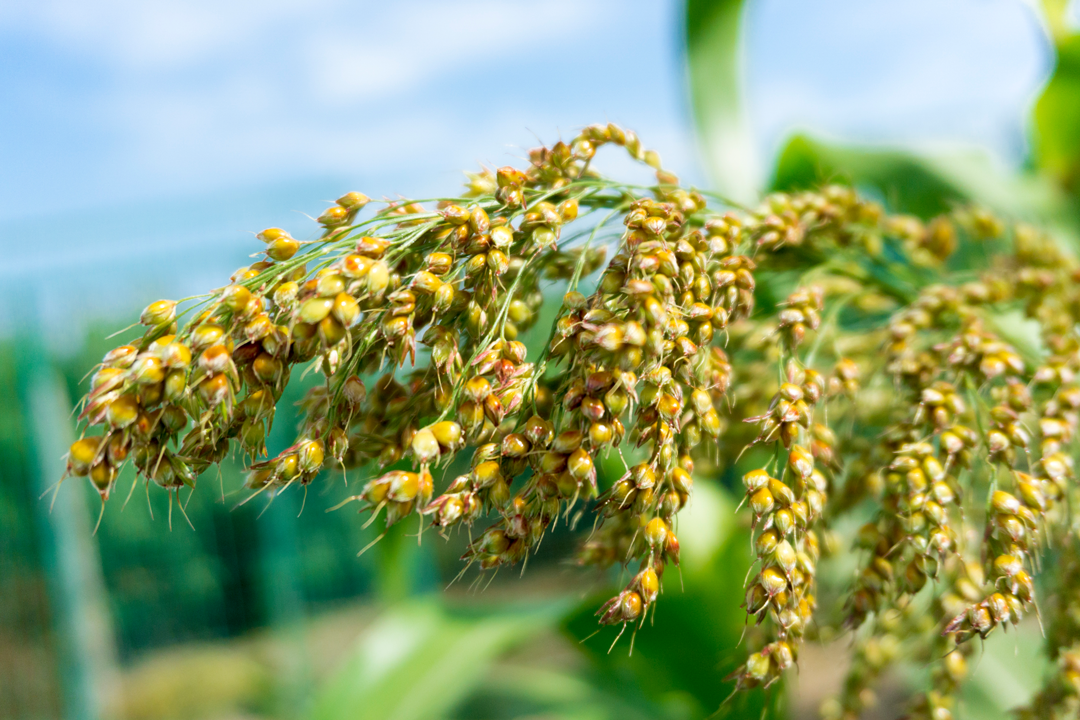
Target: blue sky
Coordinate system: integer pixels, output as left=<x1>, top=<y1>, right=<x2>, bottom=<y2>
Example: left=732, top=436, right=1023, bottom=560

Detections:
left=0, top=0, right=1055, bottom=339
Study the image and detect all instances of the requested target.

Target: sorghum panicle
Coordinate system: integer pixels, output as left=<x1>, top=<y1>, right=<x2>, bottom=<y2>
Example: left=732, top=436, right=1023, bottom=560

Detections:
left=64, top=124, right=1080, bottom=714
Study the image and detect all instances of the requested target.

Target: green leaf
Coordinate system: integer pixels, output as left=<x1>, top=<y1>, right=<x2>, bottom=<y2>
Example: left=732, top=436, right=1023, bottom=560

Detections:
left=685, top=0, right=760, bottom=203
left=309, top=597, right=566, bottom=720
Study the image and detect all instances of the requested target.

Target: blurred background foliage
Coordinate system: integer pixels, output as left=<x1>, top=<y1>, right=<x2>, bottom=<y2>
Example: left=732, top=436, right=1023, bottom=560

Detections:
left=3, top=1, right=1079, bottom=719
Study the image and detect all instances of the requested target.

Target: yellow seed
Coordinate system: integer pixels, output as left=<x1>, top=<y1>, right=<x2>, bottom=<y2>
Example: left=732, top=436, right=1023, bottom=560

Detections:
left=523, top=415, right=554, bottom=446
left=273, top=281, right=299, bottom=308
left=993, top=554, right=1022, bottom=578
left=220, top=285, right=252, bottom=313
left=355, top=236, right=390, bottom=258
left=774, top=540, right=797, bottom=575
left=771, top=641, right=794, bottom=670
left=106, top=395, right=140, bottom=428
left=472, top=461, right=502, bottom=488
left=164, top=369, right=186, bottom=401
left=620, top=591, right=643, bottom=621
left=388, top=471, right=420, bottom=502
left=568, top=448, right=594, bottom=481
left=331, top=292, right=360, bottom=326
left=479, top=528, right=510, bottom=555
left=91, top=367, right=123, bottom=393
left=760, top=567, right=787, bottom=596
left=465, top=376, right=491, bottom=402
left=198, top=344, right=231, bottom=374
left=992, top=490, right=1021, bottom=516
left=743, top=469, right=770, bottom=491
left=501, top=433, right=530, bottom=458
left=671, top=467, right=692, bottom=495
left=745, top=652, right=772, bottom=682
left=252, top=353, right=282, bottom=383
left=68, top=437, right=103, bottom=476
left=788, top=444, right=814, bottom=479
left=644, top=517, right=668, bottom=548
left=318, top=205, right=348, bottom=227
left=441, top=204, right=470, bottom=225
left=412, top=270, right=442, bottom=295
left=430, top=421, right=463, bottom=450
left=257, top=227, right=289, bottom=243
left=768, top=478, right=795, bottom=506
left=298, top=439, right=324, bottom=473
left=367, top=261, right=390, bottom=295
left=588, top=422, right=613, bottom=447
left=553, top=430, right=583, bottom=454
left=245, top=468, right=273, bottom=490
left=490, top=225, right=514, bottom=248
left=162, top=342, right=191, bottom=369
left=271, top=454, right=297, bottom=481
left=631, top=463, right=656, bottom=489
left=341, top=254, right=373, bottom=279
left=316, top=273, right=345, bottom=298
left=411, top=428, right=440, bottom=464
left=140, top=300, right=176, bottom=327
left=89, top=461, right=117, bottom=493
left=337, top=191, right=369, bottom=210
left=199, top=373, right=230, bottom=406
left=774, top=508, right=795, bottom=535
left=457, top=399, right=483, bottom=430
left=299, top=297, right=333, bottom=324
left=656, top=393, right=681, bottom=419
left=539, top=451, right=567, bottom=474
left=750, top=487, right=775, bottom=516
left=132, top=355, right=165, bottom=385
left=103, top=345, right=139, bottom=368
left=469, top=206, right=490, bottom=235
left=267, top=236, right=300, bottom=261
left=559, top=198, right=579, bottom=221
left=637, top=567, right=659, bottom=603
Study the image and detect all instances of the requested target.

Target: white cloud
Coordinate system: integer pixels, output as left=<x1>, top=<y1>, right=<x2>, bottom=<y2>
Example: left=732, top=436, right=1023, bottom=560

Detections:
left=745, top=0, right=1051, bottom=164
left=0, top=0, right=686, bottom=222
left=0, top=0, right=327, bottom=69
left=303, top=1, right=603, bottom=103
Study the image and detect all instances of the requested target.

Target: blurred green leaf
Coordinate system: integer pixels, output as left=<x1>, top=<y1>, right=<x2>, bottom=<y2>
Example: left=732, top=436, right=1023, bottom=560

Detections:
left=1038, top=0, right=1071, bottom=47
left=958, top=620, right=1047, bottom=720
left=771, top=134, right=1080, bottom=249
left=460, top=663, right=671, bottom=720
left=563, top=486, right=781, bottom=720
left=773, top=136, right=966, bottom=216
left=309, top=597, right=566, bottom=720
left=1034, top=34, right=1080, bottom=191
left=685, top=0, right=760, bottom=203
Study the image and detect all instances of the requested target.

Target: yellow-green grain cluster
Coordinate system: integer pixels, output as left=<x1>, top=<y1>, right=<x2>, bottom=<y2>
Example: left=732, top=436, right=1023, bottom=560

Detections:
left=64, top=125, right=1080, bottom=717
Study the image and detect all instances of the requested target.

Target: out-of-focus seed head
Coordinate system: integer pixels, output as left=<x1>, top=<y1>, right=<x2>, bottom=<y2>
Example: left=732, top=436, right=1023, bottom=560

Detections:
left=337, top=191, right=370, bottom=210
